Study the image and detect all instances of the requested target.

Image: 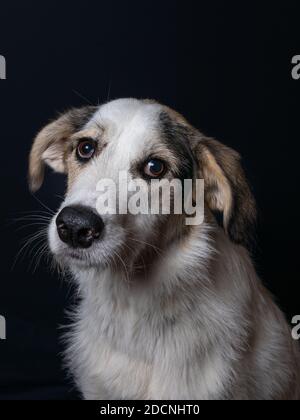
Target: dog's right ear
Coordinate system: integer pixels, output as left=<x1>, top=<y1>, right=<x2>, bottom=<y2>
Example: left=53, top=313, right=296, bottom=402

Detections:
left=28, top=107, right=96, bottom=192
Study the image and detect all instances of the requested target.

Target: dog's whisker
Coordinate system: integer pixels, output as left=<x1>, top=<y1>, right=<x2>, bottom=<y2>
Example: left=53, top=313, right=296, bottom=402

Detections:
left=119, top=242, right=147, bottom=275
left=19, top=229, right=47, bottom=245
left=12, top=228, right=48, bottom=271
left=30, top=194, right=56, bottom=215
left=15, top=209, right=55, bottom=217
left=7, top=214, right=52, bottom=228
left=113, top=250, right=131, bottom=284
left=23, top=235, right=47, bottom=263
left=12, top=216, right=51, bottom=222
left=31, top=243, right=50, bottom=273
left=128, top=237, right=164, bottom=257
left=106, top=79, right=112, bottom=102
left=12, top=237, right=45, bottom=272
left=72, top=89, right=94, bottom=106
left=15, top=222, right=50, bottom=233
left=121, top=227, right=165, bottom=257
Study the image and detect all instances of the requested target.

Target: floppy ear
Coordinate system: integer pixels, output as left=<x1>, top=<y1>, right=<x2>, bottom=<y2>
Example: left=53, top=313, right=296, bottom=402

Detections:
left=28, top=106, right=96, bottom=192
left=194, top=137, right=257, bottom=247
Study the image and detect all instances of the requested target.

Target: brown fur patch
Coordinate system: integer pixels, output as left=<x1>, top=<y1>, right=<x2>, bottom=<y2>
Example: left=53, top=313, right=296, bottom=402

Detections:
left=29, top=107, right=97, bottom=192
left=196, top=138, right=257, bottom=247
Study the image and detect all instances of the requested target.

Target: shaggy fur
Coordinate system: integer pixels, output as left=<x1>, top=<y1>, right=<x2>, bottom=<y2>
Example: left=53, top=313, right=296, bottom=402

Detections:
left=29, top=98, right=300, bottom=400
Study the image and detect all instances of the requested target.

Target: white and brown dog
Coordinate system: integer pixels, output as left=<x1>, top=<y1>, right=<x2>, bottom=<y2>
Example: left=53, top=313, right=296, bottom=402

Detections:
left=29, top=98, right=300, bottom=400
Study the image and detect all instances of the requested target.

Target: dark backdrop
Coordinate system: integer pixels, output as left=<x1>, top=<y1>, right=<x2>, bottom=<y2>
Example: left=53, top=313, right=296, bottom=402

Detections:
left=0, top=0, right=299, bottom=400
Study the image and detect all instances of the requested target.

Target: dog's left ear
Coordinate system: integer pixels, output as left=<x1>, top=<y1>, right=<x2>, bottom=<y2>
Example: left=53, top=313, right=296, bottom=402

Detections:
left=193, top=137, right=257, bottom=247
left=29, top=106, right=96, bottom=192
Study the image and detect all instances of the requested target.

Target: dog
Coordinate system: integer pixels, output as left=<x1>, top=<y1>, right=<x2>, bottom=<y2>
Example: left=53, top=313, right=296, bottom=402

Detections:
left=29, top=98, right=300, bottom=400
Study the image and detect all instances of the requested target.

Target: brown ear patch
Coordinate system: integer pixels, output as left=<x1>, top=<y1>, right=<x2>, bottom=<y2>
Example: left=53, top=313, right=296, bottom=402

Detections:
left=196, top=138, right=257, bottom=247
left=29, top=106, right=97, bottom=192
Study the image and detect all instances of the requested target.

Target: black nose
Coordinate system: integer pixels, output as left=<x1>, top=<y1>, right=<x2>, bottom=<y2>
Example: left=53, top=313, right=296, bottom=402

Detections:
left=56, top=206, right=104, bottom=249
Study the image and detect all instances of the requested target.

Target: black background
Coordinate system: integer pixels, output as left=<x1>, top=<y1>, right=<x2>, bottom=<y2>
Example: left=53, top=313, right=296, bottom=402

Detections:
left=0, top=0, right=299, bottom=400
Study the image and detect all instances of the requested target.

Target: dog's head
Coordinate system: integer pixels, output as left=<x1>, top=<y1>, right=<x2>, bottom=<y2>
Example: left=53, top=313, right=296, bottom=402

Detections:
left=29, top=99, right=256, bottom=271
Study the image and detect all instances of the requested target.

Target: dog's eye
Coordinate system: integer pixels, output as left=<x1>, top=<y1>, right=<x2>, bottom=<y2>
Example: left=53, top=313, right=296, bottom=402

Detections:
left=76, top=139, right=96, bottom=161
left=144, top=159, right=166, bottom=178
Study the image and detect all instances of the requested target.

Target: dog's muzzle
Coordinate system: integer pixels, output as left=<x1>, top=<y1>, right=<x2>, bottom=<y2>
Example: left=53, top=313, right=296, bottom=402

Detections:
left=56, top=206, right=104, bottom=249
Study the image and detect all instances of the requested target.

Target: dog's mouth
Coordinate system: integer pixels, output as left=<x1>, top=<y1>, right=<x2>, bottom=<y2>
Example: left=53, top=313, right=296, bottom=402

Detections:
left=59, top=250, right=84, bottom=263
left=53, top=240, right=117, bottom=271
left=54, top=247, right=96, bottom=269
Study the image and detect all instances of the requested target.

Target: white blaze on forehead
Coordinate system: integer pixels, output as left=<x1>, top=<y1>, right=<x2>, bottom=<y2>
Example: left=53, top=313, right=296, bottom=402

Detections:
left=87, top=98, right=163, bottom=161
left=91, top=98, right=160, bottom=128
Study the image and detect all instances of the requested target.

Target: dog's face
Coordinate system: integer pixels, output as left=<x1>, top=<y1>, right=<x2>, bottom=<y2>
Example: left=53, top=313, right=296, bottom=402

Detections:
left=29, top=99, right=256, bottom=271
